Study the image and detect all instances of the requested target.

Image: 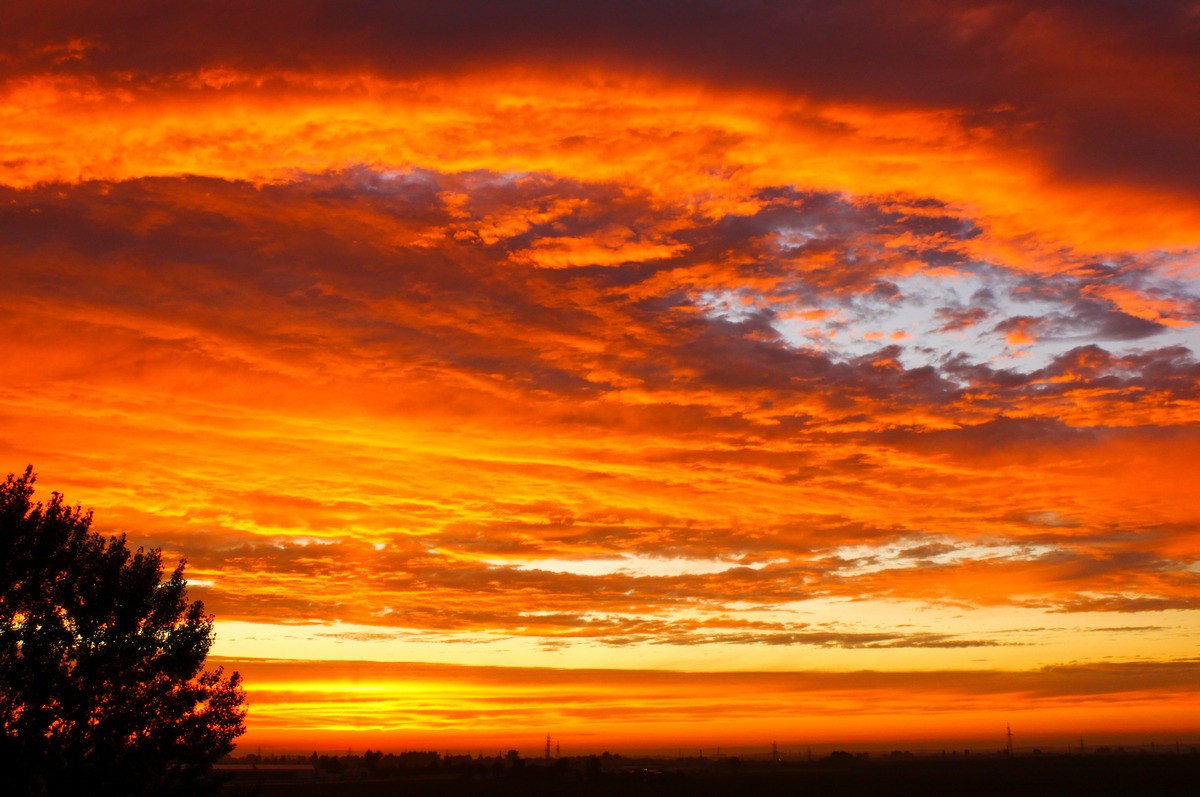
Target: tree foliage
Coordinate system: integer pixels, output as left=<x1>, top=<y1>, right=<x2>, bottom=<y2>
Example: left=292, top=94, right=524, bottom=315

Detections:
left=0, top=467, right=245, bottom=795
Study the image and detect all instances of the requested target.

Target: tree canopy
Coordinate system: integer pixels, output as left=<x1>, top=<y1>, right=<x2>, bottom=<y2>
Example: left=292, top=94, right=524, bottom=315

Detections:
left=0, top=467, right=245, bottom=796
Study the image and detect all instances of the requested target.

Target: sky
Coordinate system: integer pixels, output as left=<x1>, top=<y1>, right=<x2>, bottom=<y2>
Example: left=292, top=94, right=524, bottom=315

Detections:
left=2, top=0, right=1198, bottom=756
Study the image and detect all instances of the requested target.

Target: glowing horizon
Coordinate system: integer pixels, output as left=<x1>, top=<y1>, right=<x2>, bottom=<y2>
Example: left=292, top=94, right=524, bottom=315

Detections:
left=2, top=1, right=1198, bottom=754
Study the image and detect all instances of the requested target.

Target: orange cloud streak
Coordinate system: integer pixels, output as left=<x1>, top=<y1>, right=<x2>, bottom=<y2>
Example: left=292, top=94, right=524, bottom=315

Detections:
left=222, top=658, right=1200, bottom=754
left=3, top=70, right=1198, bottom=260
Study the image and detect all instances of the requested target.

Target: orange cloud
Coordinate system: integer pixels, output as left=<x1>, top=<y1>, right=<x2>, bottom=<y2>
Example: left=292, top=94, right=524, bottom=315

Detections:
left=3, top=67, right=1198, bottom=258
left=3, top=0, right=1198, bottom=750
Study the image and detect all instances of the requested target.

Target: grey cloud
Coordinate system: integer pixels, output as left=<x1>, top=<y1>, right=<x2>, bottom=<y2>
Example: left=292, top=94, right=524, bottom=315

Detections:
left=934, top=306, right=990, bottom=332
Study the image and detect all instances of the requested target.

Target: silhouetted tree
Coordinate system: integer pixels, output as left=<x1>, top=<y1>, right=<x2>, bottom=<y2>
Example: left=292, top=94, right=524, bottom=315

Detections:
left=0, top=467, right=245, bottom=796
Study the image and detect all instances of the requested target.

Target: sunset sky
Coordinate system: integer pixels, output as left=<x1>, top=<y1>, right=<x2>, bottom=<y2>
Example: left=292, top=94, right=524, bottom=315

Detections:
left=2, top=1, right=1198, bottom=755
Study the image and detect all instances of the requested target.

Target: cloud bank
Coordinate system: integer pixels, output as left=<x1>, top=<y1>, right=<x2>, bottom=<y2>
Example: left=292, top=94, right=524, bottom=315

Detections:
left=2, top=0, right=1197, bottom=747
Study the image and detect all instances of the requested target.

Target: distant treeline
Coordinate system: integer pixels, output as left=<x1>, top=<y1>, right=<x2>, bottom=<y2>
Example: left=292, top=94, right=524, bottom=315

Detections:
left=229, top=742, right=1198, bottom=772
left=217, top=747, right=1200, bottom=797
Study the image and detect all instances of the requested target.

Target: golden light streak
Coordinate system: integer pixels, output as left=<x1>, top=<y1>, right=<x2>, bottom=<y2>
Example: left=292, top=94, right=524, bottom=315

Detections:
left=220, top=658, right=1200, bottom=754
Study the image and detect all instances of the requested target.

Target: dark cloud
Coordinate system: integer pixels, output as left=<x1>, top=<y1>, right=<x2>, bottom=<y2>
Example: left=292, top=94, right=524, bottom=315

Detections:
left=897, top=542, right=959, bottom=560
left=1085, top=626, right=1168, bottom=633
left=1046, top=300, right=1168, bottom=341
left=934, top=306, right=990, bottom=332
left=1031, top=345, right=1200, bottom=395
left=1046, top=595, right=1200, bottom=613
left=936, top=344, right=1200, bottom=412
left=4, top=2, right=1198, bottom=195
left=641, top=630, right=1004, bottom=649
left=876, top=416, right=1096, bottom=455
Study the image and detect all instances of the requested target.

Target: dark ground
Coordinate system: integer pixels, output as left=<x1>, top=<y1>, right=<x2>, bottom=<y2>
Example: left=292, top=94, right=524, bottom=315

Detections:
left=220, top=754, right=1200, bottom=797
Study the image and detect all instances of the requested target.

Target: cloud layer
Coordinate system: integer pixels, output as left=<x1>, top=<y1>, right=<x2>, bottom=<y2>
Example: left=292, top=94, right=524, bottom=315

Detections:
left=2, top=0, right=1197, bottom=749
